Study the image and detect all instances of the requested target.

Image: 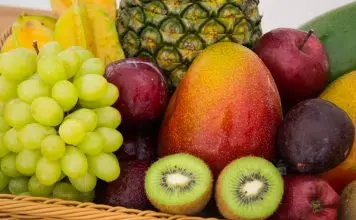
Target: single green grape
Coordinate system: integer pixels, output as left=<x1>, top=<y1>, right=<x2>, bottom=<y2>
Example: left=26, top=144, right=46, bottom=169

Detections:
left=19, top=123, right=56, bottom=150
left=17, top=79, right=50, bottom=103
left=94, top=107, right=122, bottom=129
left=58, top=119, right=86, bottom=145
left=58, top=49, right=81, bottom=79
left=3, top=128, right=23, bottom=153
left=16, top=149, right=41, bottom=176
left=79, top=83, right=119, bottom=108
left=88, top=152, right=120, bottom=182
left=1, top=153, right=21, bottom=177
left=78, top=132, right=104, bottom=156
left=0, top=170, right=10, bottom=191
left=51, top=80, right=78, bottom=112
left=96, top=127, right=123, bottom=153
left=28, top=175, right=54, bottom=197
left=52, top=182, right=80, bottom=201
left=31, top=97, right=64, bottom=126
left=0, top=116, right=10, bottom=132
left=41, top=135, right=66, bottom=161
left=4, top=99, right=34, bottom=128
left=74, top=74, right=108, bottom=101
left=35, top=157, right=61, bottom=186
left=69, top=172, right=97, bottom=192
left=8, top=177, right=29, bottom=195
left=67, top=47, right=94, bottom=64
left=0, top=48, right=37, bottom=82
left=61, top=146, right=88, bottom=179
left=0, top=76, right=18, bottom=101
left=66, top=109, right=97, bottom=132
left=37, top=55, right=68, bottom=85
left=38, top=41, right=63, bottom=58
left=76, top=58, right=105, bottom=77
left=78, top=190, right=95, bottom=202
left=0, top=133, right=10, bottom=158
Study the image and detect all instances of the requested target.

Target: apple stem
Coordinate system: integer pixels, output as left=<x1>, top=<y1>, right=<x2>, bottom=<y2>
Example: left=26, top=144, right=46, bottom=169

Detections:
left=311, top=200, right=322, bottom=213
left=299, top=29, right=314, bottom=50
left=32, top=41, right=39, bottom=54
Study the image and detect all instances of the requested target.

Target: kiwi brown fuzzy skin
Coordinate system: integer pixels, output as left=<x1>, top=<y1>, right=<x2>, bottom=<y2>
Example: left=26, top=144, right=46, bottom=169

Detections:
left=144, top=153, right=214, bottom=215
left=339, top=180, right=356, bottom=220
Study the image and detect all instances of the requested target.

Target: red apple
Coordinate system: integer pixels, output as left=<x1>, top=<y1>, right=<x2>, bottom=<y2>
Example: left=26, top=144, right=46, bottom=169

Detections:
left=105, top=58, right=168, bottom=131
left=272, top=175, right=340, bottom=220
left=254, top=28, right=329, bottom=109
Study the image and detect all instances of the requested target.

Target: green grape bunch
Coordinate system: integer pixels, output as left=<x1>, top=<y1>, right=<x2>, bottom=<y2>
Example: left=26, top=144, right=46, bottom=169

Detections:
left=0, top=42, right=123, bottom=202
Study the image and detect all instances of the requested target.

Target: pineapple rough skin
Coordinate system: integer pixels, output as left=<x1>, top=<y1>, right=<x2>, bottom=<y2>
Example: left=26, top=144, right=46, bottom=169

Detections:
left=117, top=0, right=262, bottom=91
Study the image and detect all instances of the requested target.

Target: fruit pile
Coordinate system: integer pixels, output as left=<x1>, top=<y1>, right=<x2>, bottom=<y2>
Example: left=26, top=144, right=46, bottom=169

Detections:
left=1, top=0, right=356, bottom=220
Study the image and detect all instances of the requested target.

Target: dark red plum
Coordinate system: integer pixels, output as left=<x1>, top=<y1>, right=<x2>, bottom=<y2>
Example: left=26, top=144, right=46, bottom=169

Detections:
left=105, top=58, right=168, bottom=131
left=277, top=99, right=354, bottom=174
left=99, top=160, right=151, bottom=210
left=115, top=130, right=157, bottom=162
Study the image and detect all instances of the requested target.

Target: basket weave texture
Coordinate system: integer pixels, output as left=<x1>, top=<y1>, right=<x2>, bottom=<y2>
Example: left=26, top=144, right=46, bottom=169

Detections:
left=0, top=27, right=220, bottom=220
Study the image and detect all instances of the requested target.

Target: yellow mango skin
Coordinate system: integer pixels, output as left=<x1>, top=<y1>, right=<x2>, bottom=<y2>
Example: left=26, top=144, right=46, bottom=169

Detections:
left=12, top=20, right=54, bottom=50
left=17, top=14, right=57, bottom=30
left=86, top=3, right=125, bottom=65
left=51, top=0, right=116, bottom=19
left=1, top=35, right=16, bottom=52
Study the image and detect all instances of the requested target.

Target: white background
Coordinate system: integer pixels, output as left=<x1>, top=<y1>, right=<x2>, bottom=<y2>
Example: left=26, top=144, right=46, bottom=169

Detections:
left=0, top=0, right=355, bottom=32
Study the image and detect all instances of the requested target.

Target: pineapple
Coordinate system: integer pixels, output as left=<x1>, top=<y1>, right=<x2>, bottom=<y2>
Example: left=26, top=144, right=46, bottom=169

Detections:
left=117, top=0, right=262, bottom=90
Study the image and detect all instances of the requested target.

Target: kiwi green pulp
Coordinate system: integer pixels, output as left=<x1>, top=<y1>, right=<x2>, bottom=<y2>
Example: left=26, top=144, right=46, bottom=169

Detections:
left=144, top=153, right=213, bottom=215
left=215, top=156, right=284, bottom=219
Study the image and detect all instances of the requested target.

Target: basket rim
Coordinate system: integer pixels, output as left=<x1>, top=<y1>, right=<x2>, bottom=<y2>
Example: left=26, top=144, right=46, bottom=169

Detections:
left=0, top=193, right=221, bottom=220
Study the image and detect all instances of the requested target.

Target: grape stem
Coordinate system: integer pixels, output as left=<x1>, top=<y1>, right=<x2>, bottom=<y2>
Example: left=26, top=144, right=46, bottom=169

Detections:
left=33, top=41, right=39, bottom=54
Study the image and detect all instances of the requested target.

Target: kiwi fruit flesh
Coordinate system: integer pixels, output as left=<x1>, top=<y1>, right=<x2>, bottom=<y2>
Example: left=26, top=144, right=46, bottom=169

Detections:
left=339, top=180, right=356, bottom=220
left=144, top=153, right=213, bottom=215
left=215, top=156, right=284, bottom=219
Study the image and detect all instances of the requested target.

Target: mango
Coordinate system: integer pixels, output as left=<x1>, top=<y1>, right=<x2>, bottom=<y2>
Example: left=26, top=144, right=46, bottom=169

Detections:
left=17, top=14, right=57, bottom=30
left=51, top=0, right=116, bottom=19
left=158, top=42, right=282, bottom=176
left=55, top=0, right=125, bottom=65
left=12, top=20, right=54, bottom=50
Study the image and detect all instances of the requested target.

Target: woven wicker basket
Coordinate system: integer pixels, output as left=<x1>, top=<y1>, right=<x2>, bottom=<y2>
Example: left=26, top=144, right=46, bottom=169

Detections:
left=0, top=26, right=221, bottom=220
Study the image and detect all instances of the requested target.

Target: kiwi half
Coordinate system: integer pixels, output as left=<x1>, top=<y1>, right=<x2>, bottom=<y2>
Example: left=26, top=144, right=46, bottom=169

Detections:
left=215, top=156, right=284, bottom=219
left=144, top=153, right=213, bottom=215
